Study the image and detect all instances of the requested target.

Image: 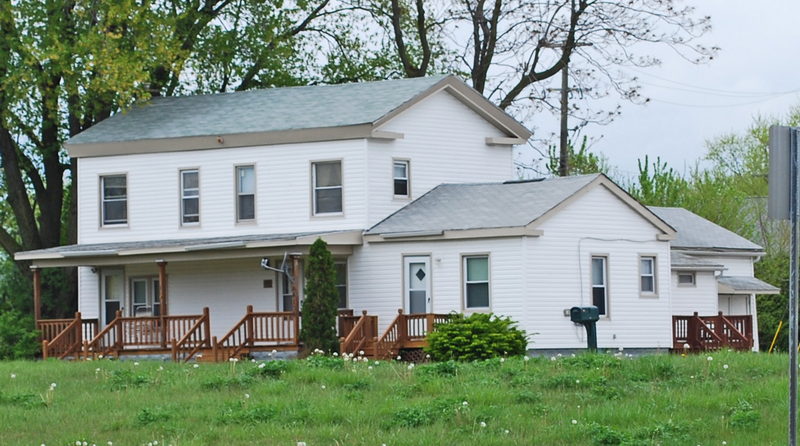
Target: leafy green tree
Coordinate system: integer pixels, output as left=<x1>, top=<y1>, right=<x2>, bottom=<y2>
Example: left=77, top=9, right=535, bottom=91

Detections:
left=546, top=136, right=611, bottom=176
left=300, top=238, right=340, bottom=354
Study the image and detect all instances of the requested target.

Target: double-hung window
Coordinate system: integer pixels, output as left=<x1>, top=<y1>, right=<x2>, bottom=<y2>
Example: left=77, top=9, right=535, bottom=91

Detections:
left=101, top=175, right=127, bottom=226
left=393, top=160, right=410, bottom=197
left=180, top=169, right=199, bottom=224
left=312, top=161, right=342, bottom=214
left=464, top=256, right=490, bottom=309
left=640, top=256, right=656, bottom=294
left=236, top=165, right=255, bottom=221
left=591, top=256, right=608, bottom=315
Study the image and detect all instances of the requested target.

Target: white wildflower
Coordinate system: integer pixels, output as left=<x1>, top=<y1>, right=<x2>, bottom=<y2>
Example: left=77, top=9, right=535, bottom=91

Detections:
left=462, top=401, right=468, bottom=406
left=550, top=357, right=556, bottom=361
left=407, top=363, right=415, bottom=370
left=258, top=362, right=267, bottom=369
left=50, top=383, right=57, bottom=389
left=158, top=366, right=164, bottom=371
left=524, top=356, right=530, bottom=361
left=723, top=364, right=729, bottom=370
left=297, top=442, right=307, bottom=446
left=426, top=354, right=431, bottom=359
left=358, top=350, right=365, bottom=356
left=333, top=352, right=339, bottom=357
left=321, top=385, right=326, bottom=390
left=575, top=379, right=580, bottom=384
left=244, top=393, right=250, bottom=399
left=397, top=355, right=402, bottom=361
left=480, top=421, right=487, bottom=428
left=707, top=356, right=713, bottom=361
left=193, top=364, right=199, bottom=369
left=10, top=373, right=15, bottom=379
left=504, top=429, right=510, bottom=434
left=368, top=366, right=373, bottom=370
left=500, top=357, right=505, bottom=363
left=133, top=362, right=139, bottom=366
left=571, top=419, right=578, bottom=425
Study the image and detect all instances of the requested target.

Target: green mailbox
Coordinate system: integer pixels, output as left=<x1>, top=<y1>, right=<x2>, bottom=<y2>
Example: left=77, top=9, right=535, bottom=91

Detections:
left=570, top=306, right=599, bottom=351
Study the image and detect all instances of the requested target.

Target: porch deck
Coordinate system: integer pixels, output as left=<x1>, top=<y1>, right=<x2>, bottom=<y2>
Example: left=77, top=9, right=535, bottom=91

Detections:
left=672, top=312, right=754, bottom=352
left=38, top=307, right=451, bottom=362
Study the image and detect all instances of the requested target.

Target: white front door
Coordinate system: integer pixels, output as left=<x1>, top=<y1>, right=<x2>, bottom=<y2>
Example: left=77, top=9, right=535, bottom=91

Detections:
left=404, top=256, right=431, bottom=314
left=101, top=269, right=124, bottom=326
left=130, top=277, right=161, bottom=317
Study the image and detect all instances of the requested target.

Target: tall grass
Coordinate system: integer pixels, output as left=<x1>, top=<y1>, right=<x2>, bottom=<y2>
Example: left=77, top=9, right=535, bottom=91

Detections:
left=0, top=351, right=789, bottom=445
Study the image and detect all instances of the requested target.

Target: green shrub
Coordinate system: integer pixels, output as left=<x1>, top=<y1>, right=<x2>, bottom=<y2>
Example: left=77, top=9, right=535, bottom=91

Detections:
left=418, top=360, right=459, bottom=377
left=729, top=399, right=760, bottom=429
left=136, top=407, right=173, bottom=426
left=248, top=360, right=289, bottom=378
left=219, top=402, right=277, bottom=425
left=304, top=353, right=344, bottom=369
left=108, top=370, right=151, bottom=391
left=425, top=313, right=527, bottom=361
left=299, top=238, right=339, bottom=354
left=0, top=309, right=39, bottom=359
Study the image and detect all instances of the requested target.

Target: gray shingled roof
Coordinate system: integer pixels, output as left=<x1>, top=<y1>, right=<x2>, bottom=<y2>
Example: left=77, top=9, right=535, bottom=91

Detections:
left=17, top=231, right=345, bottom=258
left=648, top=207, right=763, bottom=252
left=367, top=174, right=600, bottom=235
left=670, top=252, right=725, bottom=270
left=69, top=76, right=450, bottom=145
left=718, top=276, right=780, bottom=294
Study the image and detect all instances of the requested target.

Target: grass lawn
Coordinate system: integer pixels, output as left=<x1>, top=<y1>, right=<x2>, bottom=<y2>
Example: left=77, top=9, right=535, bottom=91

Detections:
left=0, top=350, right=790, bottom=445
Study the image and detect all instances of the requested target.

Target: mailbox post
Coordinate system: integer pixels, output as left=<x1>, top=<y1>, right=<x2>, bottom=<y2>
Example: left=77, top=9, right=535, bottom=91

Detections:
left=570, top=306, right=600, bottom=351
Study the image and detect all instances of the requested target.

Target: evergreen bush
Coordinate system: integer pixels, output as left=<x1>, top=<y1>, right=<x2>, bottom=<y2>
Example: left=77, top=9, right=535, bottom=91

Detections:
left=0, top=308, right=39, bottom=359
left=299, top=238, right=339, bottom=354
left=425, top=313, right=527, bottom=361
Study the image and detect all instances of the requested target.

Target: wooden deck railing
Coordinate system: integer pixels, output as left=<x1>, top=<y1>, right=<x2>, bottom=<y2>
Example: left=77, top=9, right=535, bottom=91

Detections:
left=374, top=310, right=453, bottom=359
left=38, top=314, right=99, bottom=359
left=171, top=308, right=211, bottom=362
left=672, top=312, right=753, bottom=351
left=339, top=311, right=378, bottom=355
left=84, top=311, right=206, bottom=358
left=213, top=306, right=298, bottom=361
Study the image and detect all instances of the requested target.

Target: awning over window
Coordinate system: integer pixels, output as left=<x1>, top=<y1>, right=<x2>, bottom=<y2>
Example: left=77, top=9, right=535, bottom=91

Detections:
left=717, top=276, right=780, bottom=295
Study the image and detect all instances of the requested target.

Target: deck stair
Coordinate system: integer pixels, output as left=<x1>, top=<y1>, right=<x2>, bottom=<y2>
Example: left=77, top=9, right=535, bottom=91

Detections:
left=672, top=312, right=753, bottom=352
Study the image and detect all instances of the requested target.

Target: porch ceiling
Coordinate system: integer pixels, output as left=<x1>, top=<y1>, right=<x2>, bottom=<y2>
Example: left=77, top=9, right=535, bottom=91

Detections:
left=15, top=230, right=362, bottom=268
left=717, top=275, right=780, bottom=295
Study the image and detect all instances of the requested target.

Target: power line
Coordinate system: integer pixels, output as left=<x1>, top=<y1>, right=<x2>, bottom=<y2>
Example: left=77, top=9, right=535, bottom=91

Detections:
left=624, top=66, right=800, bottom=96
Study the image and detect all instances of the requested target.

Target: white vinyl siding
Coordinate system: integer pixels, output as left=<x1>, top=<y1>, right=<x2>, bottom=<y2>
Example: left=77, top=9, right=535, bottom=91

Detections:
left=101, top=175, right=127, bottom=226
left=180, top=169, right=199, bottom=224
left=236, top=165, right=255, bottom=222
left=312, top=161, right=342, bottom=215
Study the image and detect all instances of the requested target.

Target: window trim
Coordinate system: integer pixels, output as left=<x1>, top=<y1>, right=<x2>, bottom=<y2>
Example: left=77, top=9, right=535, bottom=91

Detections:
left=639, top=255, right=658, bottom=297
left=311, top=159, right=344, bottom=217
left=462, top=254, right=491, bottom=311
left=392, top=159, right=411, bottom=199
left=234, top=164, right=257, bottom=223
left=591, top=255, right=609, bottom=316
left=100, top=173, right=128, bottom=227
left=180, top=168, right=200, bottom=226
left=677, top=272, right=696, bottom=287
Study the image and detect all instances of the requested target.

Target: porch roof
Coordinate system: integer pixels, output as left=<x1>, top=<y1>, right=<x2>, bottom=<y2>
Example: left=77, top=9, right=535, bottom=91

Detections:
left=717, top=276, right=780, bottom=295
left=670, top=252, right=725, bottom=271
left=649, top=206, right=764, bottom=253
left=15, top=230, right=362, bottom=267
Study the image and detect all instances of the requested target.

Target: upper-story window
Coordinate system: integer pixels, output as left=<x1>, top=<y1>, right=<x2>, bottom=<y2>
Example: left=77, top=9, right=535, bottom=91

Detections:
left=180, top=169, right=199, bottom=225
left=236, top=165, right=255, bottom=222
left=640, top=256, right=656, bottom=295
left=312, top=161, right=342, bottom=215
left=101, top=175, right=127, bottom=226
left=393, top=160, right=410, bottom=197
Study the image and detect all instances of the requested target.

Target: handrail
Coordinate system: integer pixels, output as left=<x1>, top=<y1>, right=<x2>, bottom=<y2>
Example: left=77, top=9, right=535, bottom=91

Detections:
left=340, top=311, right=371, bottom=355
left=85, top=311, right=204, bottom=358
left=374, top=310, right=405, bottom=359
left=673, top=313, right=753, bottom=351
left=84, top=310, right=123, bottom=358
left=172, top=307, right=211, bottom=362
left=215, top=306, right=297, bottom=361
left=41, top=312, right=83, bottom=360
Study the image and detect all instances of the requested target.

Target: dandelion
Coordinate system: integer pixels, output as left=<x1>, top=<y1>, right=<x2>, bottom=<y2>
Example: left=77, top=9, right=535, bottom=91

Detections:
left=575, top=379, right=580, bottom=384
left=500, top=357, right=505, bottom=363
left=358, top=350, right=365, bottom=356
left=196, top=354, right=203, bottom=358
left=550, top=357, right=556, bottom=361
left=321, top=385, right=326, bottom=390
left=98, top=354, right=104, bottom=359
left=158, top=366, right=164, bottom=371
left=722, top=442, right=727, bottom=445
left=397, top=355, right=402, bottom=361
left=10, top=373, right=16, bottom=379
left=133, top=362, right=139, bottom=366
left=244, top=393, right=250, bottom=399
left=272, top=349, right=278, bottom=354
left=193, top=364, right=199, bottom=369
left=480, top=421, right=487, bottom=428
left=368, top=366, right=373, bottom=370
left=707, top=356, right=713, bottom=361
left=571, top=419, right=578, bottom=425
left=407, top=363, right=415, bottom=370
left=297, top=442, right=307, bottom=446
left=723, top=364, right=729, bottom=370
left=426, top=354, right=431, bottom=359
left=108, top=442, right=113, bottom=446
left=557, top=353, right=562, bottom=357
left=229, top=357, right=238, bottom=363
left=524, top=356, right=530, bottom=362
left=462, top=401, right=469, bottom=406
left=618, top=346, right=624, bottom=351
left=50, top=383, right=57, bottom=389
left=504, top=429, right=510, bottom=434
left=690, top=375, right=695, bottom=379
left=333, top=352, right=339, bottom=357
left=76, top=441, right=82, bottom=445
left=258, top=362, right=267, bottom=369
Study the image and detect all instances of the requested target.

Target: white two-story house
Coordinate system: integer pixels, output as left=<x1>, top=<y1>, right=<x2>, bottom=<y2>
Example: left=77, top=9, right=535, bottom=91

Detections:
left=17, top=75, right=777, bottom=359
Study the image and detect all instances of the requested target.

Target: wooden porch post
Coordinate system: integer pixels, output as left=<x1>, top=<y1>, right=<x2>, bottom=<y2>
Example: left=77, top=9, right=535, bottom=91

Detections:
left=157, top=261, right=168, bottom=316
left=32, top=266, right=42, bottom=322
left=291, top=255, right=301, bottom=347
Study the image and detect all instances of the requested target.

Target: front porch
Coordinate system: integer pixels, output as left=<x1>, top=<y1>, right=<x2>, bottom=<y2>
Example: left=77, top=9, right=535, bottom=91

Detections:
left=38, top=307, right=452, bottom=362
left=672, top=312, right=754, bottom=351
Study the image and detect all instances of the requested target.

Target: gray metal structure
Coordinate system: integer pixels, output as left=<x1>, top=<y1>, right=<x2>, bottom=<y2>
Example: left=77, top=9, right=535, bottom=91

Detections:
left=768, top=125, right=799, bottom=446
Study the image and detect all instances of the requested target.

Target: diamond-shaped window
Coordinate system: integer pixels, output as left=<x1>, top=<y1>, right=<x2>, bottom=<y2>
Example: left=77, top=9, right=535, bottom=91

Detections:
left=415, top=268, right=426, bottom=281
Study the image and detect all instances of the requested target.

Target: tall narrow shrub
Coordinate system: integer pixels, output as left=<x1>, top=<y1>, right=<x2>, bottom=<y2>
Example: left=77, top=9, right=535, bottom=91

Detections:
left=300, top=238, right=339, bottom=353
